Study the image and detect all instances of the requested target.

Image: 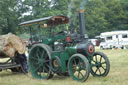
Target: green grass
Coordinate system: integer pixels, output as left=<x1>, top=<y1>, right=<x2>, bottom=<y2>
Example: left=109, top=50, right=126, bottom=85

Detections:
left=0, top=48, right=128, bottom=85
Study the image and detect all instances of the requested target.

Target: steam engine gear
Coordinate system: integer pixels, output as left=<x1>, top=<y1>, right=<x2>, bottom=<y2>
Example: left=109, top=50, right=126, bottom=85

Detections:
left=50, top=56, right=61, bottom=72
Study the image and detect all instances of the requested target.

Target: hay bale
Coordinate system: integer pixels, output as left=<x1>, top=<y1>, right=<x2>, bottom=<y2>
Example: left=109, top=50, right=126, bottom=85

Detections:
left=0, top=33, right=26, bottom=57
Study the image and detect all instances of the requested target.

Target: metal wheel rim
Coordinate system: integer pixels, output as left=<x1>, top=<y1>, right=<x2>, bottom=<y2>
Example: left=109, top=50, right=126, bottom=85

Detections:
left=90, top=52, right=110, bottom=76
left=29, top=45, right=51, bottom=79
left=68, top=55, right=89, bottom=81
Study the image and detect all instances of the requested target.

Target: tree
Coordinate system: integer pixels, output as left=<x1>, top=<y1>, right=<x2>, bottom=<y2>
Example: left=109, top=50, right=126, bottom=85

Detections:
left=0, top=0, right=128, bottom=38
left=0, top=0, right=17, bottom=34
left=120, top=0, right=128, bottom=30
left=0, top=0, right=26, bottom=34
left=84, top=0, right=128, bottom=38
left=84, top=0, right=108, bottom=37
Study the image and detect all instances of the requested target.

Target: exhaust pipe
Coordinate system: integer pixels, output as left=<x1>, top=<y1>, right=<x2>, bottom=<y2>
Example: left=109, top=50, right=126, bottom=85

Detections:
left=78, top=10, right=87, bottom=38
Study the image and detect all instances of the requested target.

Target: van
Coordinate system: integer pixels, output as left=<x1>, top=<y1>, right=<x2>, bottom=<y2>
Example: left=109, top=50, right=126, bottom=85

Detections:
left=99, top=31, right=128, bottom=49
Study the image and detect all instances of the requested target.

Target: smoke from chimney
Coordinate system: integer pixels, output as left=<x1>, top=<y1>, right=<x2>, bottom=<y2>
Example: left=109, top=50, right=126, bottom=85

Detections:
left=80, top=0, right=88, bottom=10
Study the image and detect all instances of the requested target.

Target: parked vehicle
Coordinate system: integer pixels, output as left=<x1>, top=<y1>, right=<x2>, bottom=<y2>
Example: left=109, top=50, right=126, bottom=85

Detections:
left=99, top=31, right=128, bottom=49
left=89, top=39, right=101, bottom=46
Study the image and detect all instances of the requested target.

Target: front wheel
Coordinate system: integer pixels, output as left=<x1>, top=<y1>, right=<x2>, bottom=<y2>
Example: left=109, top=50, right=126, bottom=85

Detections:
left=90, top=52, right=110, bottom=77
left=68, top=54, right=90, bottom=82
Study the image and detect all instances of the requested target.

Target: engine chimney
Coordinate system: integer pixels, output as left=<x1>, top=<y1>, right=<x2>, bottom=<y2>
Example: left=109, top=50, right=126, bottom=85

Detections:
left=78, top=10, right=87, bottom=38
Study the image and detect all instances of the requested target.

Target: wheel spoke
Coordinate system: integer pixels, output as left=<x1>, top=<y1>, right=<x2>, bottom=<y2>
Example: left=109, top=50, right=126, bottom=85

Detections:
left=100, top=56, right=102, bottom=63
left=44, top=60, right=50, bottom=63
left=78, top=58, right=80, bottom=64
left=79, top=71, right=84, bottom=78
left=45, top=63, right=50, bottom=69
left=92, top=59, right=96, bottom=63
left=38, top=48, right=42, bottom=56
left=35, top=61, right=40, bottom=65
left=78, top=71, right=80, bottom=78
left=98, top=69, right=101, bottom=75
left=95, top=55, right=98, bottom=62
left=80, top=65, right=85, bottom=70
left=32, top=53, right=38, bottom=61
left=95, top=68, right=99, bottom=73
left=72, top=66, right=76, bottom=73
left=91, top=64, right=96, bottom=67
left=34, top=65, right=42, bottom=72
left=43, top=65, right=48, bottom=72
left=101, top=66, right=106, bottom=70
left=73, top=59, right=77, bottom=66
left=31, top=57, right=38, bottom=61
left=36, top=47, right=39, bottom=53
left=35, top=54, right=39, bottom=59
left=43, top=52, right=48, bottom=59
left=78, top=59, right=83, bottom=68
left=36, top=48, right=40, bottom=59
left=41, top=50, right=45, bottom=58
left=101, top=62, right=106, bottom=64
left=42, top=67, right=45, bottom=73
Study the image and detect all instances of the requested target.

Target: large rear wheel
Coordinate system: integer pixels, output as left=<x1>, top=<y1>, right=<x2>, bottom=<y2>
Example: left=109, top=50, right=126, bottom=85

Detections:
left=90, top=52, right=110, bottom=77
left=29, top=44, right=53, bottom=79
left=68, top=54, right=90, bottom=82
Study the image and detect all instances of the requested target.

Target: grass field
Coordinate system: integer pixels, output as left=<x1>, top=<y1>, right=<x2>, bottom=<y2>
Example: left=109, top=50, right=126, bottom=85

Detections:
left=0, top=48, right=128, bottom=85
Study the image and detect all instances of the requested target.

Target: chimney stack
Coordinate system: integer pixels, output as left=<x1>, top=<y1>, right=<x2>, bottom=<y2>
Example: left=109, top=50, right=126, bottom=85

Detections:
left=78, top=10, right=87, bottom=38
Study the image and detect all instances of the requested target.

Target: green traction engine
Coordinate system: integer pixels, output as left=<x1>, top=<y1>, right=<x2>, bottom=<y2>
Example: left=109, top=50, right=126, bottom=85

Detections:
left=19, top=10, right=110, bottom=82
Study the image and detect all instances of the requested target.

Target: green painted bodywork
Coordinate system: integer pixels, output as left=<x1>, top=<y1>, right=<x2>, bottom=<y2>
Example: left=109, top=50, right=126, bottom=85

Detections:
left=42, top=33, right=66, bottom=45
left=52, top=51, right=69, bottom=72
left=29, top=32, right=92, bottom=73
left=65, top=45, right=77, bottom=56
left=40, top=33, right=78, bottom=73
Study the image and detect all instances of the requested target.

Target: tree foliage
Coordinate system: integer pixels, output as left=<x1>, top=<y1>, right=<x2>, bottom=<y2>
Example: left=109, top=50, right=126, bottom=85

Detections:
left=0, top=0, right=128, bottom=38
left=0, top=0, right=28, bottom=34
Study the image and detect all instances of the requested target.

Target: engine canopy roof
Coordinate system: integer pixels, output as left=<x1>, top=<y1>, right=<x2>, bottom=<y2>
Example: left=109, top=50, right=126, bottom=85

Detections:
left=19, top=16, right=69, bottom=28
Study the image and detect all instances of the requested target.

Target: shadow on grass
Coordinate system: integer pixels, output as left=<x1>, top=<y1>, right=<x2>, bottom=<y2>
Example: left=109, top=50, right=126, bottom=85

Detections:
left=51, top=75, right=69, bottom=80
